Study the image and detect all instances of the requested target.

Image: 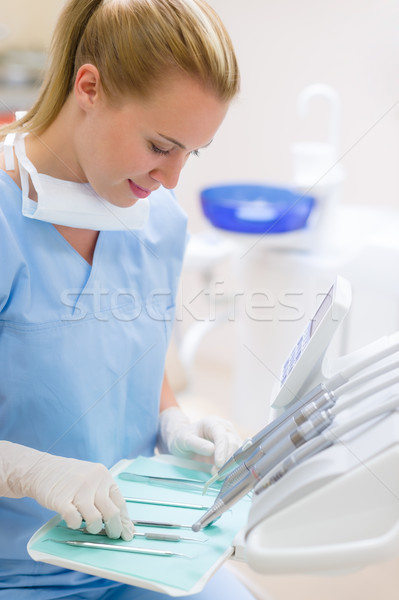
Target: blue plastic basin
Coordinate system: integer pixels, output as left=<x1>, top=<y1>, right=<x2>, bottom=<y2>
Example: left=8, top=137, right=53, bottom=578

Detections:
left=200, top=184, right=315, bottom=234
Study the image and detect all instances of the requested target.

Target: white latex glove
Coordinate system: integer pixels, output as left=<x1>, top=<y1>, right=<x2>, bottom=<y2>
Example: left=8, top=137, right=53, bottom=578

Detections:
left=0, top=441, right=134, bottom=541
left=157, top=407, right=242, bottom=469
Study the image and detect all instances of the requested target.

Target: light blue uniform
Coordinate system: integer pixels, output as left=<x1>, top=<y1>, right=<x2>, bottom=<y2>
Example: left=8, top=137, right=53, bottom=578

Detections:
left=0, top=170, right=254, bottom=600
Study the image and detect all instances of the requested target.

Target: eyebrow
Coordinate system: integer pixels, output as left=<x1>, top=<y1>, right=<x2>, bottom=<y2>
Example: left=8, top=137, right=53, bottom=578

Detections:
left=157, top=133, right=213, bottom=151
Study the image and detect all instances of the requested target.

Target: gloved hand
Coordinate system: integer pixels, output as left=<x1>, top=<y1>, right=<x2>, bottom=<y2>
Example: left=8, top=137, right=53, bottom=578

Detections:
left=0, top=441, right=134, bottom=541
left=157, top=407, right=242, bottom=469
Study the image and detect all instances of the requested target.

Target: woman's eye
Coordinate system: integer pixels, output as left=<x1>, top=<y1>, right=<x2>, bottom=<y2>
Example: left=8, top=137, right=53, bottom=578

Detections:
left=150, top=144, right=170, bottom=156
left=150, top=143, right=200, bottom=158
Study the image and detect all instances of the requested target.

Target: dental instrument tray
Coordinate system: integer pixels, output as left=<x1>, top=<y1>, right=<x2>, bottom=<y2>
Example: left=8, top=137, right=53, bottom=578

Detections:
left=27, top=455, right=251, bottom=596
left=200, top=183, right=315, bottom=234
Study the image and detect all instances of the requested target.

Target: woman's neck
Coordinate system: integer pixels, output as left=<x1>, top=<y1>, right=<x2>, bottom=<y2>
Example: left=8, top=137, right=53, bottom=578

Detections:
left=25, top=96, right=87, bottom=183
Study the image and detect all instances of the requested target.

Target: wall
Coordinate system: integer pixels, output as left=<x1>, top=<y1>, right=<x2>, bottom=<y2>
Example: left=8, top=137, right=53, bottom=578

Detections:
left=2, top=0, right=398, bottom=220
left=175, top=0, right=399, bottom=228
left=0, top=0, right=62, bottom=50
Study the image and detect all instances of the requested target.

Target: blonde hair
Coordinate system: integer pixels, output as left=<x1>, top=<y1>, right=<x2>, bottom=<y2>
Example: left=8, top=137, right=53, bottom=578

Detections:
left=1, top=0, right=239, bottom=137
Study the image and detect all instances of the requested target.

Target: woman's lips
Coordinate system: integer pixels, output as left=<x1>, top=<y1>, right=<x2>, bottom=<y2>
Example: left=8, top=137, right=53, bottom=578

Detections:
left=128, top=179, right=152, bottom=199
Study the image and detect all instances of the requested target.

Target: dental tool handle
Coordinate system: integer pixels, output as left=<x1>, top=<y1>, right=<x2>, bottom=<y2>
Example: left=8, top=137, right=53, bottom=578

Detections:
left=254, top=435, right=330, bottom=494
left=144, top=533, right=181, bottom=541
left=221, top=394, right=335, bottom=492
left=216, top=385, right=334, bottom=480
left=239, top=409, right=332, bottom=488
left=124, top=497, right=208, bottom=510
left=50, top=539, right=186, bottom=557
left=192, top=412, right=333, bottom=532
left=218, top=402, right=320, bottom=495
left=218, top=436, right=295, bottom=503
left=192, top=469, right=257, bottom=531
left=75, top=527, right=184, bottom=542
left=193, top=410, right=332, bottom=531
left=248, top=384, right=331, bottom=447
left=219, top=405, right=334, bottom=498
left=132, top=520, right=192, bottom=529
left=192, top=411, right=335, bottom=531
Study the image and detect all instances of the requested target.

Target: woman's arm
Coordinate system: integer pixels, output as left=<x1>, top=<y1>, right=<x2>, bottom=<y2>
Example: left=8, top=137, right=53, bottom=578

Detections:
left=157, top=373, right=242, bottom=468
left=159, top=373, right=179, bottom=412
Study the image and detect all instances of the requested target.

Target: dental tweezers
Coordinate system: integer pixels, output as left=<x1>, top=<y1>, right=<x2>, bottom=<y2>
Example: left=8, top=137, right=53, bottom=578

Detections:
left=48, top=539, right=190, bottom=558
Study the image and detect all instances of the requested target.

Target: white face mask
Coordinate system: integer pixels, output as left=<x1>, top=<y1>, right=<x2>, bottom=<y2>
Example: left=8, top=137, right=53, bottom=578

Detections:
left=3, top=132, right=150, bottom=231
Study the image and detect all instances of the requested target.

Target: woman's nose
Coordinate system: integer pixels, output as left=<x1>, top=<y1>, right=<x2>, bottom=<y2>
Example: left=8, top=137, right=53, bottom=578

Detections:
left=150, top=155, right=188, bottom=190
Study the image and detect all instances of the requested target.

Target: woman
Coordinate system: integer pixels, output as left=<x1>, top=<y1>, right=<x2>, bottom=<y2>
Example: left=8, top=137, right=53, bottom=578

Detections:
left=0, top=0, right=254, bottom=598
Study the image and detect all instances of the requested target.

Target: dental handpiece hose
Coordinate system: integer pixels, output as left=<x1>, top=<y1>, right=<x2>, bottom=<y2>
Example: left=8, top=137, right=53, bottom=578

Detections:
left=254, top=394, right=399, bottom=496
left=192, top=409, right=333, bottom=532
left=333, top=370, right=399, bottom=415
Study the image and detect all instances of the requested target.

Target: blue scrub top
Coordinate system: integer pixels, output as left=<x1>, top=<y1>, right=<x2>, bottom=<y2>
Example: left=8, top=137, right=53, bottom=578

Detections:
left=0, top=169, right=187, bottom=564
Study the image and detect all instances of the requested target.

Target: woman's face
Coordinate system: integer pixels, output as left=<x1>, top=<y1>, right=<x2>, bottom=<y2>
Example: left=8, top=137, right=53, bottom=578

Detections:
left=74, top=71, right=229, bottom=208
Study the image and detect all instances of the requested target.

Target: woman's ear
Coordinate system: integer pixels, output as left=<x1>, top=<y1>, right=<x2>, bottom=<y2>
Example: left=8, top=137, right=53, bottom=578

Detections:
left=74, top=64, right=102, bottom=110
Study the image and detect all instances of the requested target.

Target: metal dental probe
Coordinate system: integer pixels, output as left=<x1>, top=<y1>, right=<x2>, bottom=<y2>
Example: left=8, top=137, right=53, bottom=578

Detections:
left=119, top=472, right=219, bottom=493
left=57, top=525, right=205, bottom=542
left=48, top=539, right=191, bottom=558
left=124, top=497, right=210, bottom=510
left=132, top=519, right=194, bottom=529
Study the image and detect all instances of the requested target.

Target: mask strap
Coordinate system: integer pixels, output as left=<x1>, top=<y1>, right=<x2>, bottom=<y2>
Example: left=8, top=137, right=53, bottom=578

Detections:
left=14, top=133, right=44, bottom=219
left=15, top=143, right=33, bottom=213
left=4, top=133, right=16, bottom=171
left=3, top=111, right=28, bottom=171
left=14, top=133, right=42, bottom=184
